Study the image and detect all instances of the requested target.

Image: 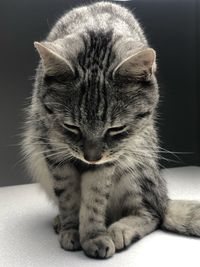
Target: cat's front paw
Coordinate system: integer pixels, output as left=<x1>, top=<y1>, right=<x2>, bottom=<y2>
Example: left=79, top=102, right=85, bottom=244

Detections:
left=82, top=234, right=115, bottom=259
left=59, top=229, right=81, bottom=251
left=108, top=222, right=140, bottom=251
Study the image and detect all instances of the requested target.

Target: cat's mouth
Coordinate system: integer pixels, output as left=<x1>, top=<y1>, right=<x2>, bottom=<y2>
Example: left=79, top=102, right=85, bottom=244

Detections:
left=81, top=157, right=110, bottom=165
left=70, top=154, right=114, bottom=167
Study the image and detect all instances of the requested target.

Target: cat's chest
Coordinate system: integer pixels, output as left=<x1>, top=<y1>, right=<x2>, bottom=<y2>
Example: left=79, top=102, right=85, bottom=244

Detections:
left=107, top=171, right=141, bottom=222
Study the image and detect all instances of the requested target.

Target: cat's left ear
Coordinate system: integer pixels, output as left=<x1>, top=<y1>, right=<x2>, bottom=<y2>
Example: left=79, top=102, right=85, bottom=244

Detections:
left=113, top=48, right=156, bottom=81
left=34, top=41, right=74, bottom=77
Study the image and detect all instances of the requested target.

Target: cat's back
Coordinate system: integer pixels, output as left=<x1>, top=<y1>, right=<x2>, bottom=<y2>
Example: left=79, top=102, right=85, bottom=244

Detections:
left=47, top=1, right=146, bottom=45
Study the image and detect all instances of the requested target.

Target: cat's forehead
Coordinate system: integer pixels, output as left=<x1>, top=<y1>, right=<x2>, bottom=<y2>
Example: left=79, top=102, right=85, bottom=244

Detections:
left=63, top=73, right=134, bottom=129
left=67, top=88, right=130, bottom=130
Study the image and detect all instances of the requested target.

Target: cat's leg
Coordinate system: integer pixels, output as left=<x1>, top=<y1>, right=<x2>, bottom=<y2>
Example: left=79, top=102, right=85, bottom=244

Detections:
left=108, top=169, right=164, bottom=251
left=108, top=214, right=158, bottom=251
left=80, top=167, right=115, bottom=259
left=51, top=164, right=81, bottom=251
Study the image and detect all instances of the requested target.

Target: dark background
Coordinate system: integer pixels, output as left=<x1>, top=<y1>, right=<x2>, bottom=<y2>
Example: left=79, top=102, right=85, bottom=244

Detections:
left=0, top=0, right=199, bottom=186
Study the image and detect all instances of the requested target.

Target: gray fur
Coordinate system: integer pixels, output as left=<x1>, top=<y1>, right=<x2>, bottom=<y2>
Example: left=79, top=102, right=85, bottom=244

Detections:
left=22, top=1, right=200, bottom=259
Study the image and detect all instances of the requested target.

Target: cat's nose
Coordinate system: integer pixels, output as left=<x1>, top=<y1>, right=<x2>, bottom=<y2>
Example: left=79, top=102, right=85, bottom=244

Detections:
left=83, top=152, right=102, bottom=163
left=83, top=141, right=102, bottom=163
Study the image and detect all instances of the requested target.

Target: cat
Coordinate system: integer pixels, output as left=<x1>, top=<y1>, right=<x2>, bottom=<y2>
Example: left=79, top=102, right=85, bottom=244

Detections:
left=22, top=1, right=200, bottom=259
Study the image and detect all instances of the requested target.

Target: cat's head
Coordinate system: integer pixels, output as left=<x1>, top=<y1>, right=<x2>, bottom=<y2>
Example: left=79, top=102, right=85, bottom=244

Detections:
left=34, top=32, right=158, bottom=165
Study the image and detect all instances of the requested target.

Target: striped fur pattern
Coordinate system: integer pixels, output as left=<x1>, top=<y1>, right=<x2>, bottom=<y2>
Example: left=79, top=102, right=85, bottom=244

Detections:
left=22, top=2, right=200, bottom=259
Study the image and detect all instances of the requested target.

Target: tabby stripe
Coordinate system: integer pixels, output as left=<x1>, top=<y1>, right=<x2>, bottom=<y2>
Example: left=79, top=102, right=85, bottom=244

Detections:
left=102, top=79, right=108, bottom=121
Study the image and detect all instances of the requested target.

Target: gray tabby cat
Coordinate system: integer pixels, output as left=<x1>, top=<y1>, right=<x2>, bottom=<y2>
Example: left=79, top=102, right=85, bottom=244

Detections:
left=22, top=1, right=200, bottom=259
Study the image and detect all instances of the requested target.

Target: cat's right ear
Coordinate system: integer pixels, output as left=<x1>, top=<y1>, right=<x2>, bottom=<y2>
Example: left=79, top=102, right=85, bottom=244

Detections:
left=34, top=42, right=74, bottom=77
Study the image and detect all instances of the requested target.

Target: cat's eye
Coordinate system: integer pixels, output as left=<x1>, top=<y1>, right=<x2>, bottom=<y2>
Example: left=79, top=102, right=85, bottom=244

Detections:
left=63, top=123, right=81, bottom=135
left=106, top=125, right=127, bottom=137
left=135, top=111, right=151, bottom=119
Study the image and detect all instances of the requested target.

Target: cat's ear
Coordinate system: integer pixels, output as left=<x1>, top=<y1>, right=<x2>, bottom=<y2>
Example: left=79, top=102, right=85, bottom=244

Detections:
left=113, top=48, right=156, bottom=81
left=34, top=41, right=74, bottom=77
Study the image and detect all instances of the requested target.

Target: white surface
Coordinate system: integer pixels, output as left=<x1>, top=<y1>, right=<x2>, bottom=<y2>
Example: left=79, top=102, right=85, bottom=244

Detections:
left=0, top=167, right=200, bottom=267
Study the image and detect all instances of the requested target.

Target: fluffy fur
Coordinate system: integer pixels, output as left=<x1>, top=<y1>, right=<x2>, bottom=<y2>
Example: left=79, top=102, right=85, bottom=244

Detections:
left=22, top=2, right=200, bottom=259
